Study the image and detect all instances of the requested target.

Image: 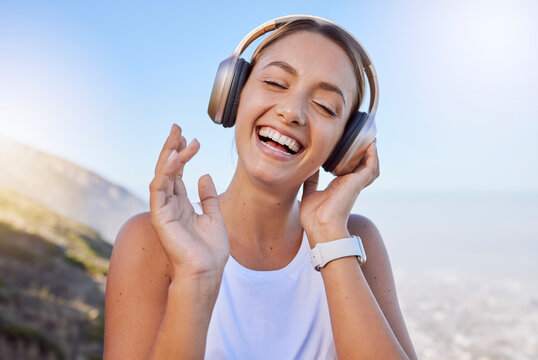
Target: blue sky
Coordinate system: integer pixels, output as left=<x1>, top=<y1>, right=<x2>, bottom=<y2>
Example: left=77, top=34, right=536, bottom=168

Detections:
left=1, top=0, right=537, bottom=201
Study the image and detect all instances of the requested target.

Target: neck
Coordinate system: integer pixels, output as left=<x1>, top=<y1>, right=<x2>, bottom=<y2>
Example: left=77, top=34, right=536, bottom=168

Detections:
left=219, top=164, right=303, bottom=255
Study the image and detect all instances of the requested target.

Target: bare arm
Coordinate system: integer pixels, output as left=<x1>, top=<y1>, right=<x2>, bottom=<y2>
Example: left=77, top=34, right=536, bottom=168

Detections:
left=350, top=214, right=417, bottom=359
left=300, top=140, right=417, bottom=359
left=313, top=215, right=417, bottom=360
left=104, top=213, right=169, bottom=359
left=147, top=271, right=221, bottom=359
left=104, top=124, right=229, bottom=359
left=104, top=213, right=221, bottom=359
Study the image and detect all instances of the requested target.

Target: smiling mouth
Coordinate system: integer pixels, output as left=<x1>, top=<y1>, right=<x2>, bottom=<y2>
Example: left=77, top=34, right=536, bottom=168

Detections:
left=257, top=126, right=304, bottom=155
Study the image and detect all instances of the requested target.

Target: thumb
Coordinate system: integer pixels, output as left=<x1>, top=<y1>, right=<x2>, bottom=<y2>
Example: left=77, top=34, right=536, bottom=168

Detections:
left=302, top=170, right=320, bottom=200
left=198, top=174, right=222, bottom=218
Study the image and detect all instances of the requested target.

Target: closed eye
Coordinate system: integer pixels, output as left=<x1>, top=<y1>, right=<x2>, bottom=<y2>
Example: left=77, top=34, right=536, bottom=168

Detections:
left=263, top=79, right=287, bottom=89
left=314, top=101, right=337, bottom=118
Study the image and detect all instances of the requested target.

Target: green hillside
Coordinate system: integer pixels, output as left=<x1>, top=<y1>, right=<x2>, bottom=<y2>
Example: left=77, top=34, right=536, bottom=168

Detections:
left=0, top=188, right=113, bottom=359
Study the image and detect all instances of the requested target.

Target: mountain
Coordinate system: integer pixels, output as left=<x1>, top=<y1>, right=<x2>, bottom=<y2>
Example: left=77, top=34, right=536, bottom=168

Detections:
left=0, top=188, right=112, bottom=359
left=0, top=135, right=148, bottom=243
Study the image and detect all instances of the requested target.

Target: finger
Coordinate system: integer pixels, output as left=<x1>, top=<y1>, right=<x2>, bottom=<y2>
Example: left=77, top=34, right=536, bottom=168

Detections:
left=166, top=139, right=199, bottom=200
left=179, top=135, right=187, bottom=150
left=318, top=141, right=379, bottom=212
left=177, top=139, right=200, bottom=178
left=373, top=139, right=380, bottom=178
left=302, top=170, right=320, bottom=199
left=198, top=174, right=222, bottom=218
left=155, top=124, right=183, bottom=175
left=364, top=141, right=380, bottom=186
left=150, top=150, right=181, bottom=210
left=367, top=139, right=378, bottom=170
left=352, top=142, right=379, bottom=189
left=174, top=175, right=188, bottom=197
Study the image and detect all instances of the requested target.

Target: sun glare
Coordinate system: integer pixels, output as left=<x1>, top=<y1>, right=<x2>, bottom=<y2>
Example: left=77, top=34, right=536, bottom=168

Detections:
left=456, top=0, right=533, bottom=61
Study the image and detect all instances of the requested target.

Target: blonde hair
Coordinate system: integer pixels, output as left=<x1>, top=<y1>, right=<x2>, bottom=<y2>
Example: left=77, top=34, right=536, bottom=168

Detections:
left=250, top=18, right=366, bottom=117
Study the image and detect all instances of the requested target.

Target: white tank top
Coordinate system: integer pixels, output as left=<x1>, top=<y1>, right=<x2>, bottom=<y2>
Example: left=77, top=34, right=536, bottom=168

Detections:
left=193, top=203, right=337, bottom=359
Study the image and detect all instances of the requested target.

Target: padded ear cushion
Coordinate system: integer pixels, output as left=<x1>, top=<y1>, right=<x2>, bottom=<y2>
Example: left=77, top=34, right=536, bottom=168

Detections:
left=221, top=58, right=252, bottom=128
left=322, top=111, right=368, bottom=172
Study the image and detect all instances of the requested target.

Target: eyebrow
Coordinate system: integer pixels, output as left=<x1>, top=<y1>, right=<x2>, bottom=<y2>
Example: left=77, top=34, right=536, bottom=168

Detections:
left=318, top=81, right=346, bottom=106
left=263, top=60, right=346, bottom=105
left=263, top=60, right=297, bottom=76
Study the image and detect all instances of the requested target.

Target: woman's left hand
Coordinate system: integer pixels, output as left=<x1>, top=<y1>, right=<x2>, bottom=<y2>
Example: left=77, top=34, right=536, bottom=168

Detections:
left=300, top=139, right=379, bottom=246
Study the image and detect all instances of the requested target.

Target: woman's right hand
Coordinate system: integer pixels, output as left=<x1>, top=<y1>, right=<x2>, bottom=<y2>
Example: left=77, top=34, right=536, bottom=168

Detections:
left=149, top=124, right=230, bottom=280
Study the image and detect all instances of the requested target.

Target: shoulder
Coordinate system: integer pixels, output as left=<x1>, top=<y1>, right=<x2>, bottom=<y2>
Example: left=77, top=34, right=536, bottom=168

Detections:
left=347, top=214, right=385, bottom=266
left=347, top=213, right=382, bottom=244
left=110, top=211, right=172, bottom=280
left=107, top=211, right=173, bottom=292
left=116, top=211, right=157, bottom=241
left=346, top=213, right=391, bottom=292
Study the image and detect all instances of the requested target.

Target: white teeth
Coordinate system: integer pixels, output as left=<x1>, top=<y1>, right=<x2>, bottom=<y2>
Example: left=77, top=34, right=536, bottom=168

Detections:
left=258, top=127, right=301, bottom=153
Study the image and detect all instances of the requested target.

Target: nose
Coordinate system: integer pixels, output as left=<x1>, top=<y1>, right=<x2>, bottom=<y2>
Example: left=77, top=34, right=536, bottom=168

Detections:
left=274, top=91, right=306, bottom=127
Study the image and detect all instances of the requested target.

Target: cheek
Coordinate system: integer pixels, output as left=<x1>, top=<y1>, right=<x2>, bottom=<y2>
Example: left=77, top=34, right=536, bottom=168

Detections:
left=233, top=87, right=257, bottom=145
left=233, top=89, right=268, bottom=152
left=314, top=121, right=346, bottom=158
left=235, top=78, right=265, bottom=123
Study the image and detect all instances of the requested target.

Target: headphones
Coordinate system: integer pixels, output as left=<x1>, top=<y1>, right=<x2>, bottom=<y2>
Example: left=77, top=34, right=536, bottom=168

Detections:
left=208, top=15, right=378, bottom=176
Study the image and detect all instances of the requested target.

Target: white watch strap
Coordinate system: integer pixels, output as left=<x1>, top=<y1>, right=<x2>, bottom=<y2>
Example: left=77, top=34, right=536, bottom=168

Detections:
left=310, top=235, right=366, bottom=271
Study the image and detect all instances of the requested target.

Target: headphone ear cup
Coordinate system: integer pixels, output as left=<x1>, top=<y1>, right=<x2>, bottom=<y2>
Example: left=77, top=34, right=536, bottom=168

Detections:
left=322, top=111, right=368, bottom=174
left=221, top=58, right=252, bottom=128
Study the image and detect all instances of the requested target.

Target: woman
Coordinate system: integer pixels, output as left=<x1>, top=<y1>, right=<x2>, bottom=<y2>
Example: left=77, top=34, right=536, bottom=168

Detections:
left=104, top=16, right=417, bottom=359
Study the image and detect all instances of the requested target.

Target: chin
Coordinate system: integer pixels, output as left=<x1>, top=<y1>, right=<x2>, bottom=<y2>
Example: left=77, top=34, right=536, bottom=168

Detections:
left=239, top=159, right=306, bottom=192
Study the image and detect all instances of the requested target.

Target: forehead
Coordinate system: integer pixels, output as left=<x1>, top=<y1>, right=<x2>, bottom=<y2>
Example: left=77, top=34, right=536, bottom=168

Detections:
left=254, top=31, right=357, bottom=100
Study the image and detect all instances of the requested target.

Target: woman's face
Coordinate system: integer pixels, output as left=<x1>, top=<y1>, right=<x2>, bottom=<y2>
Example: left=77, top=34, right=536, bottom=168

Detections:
left=234, top=30, right=357, bottom=188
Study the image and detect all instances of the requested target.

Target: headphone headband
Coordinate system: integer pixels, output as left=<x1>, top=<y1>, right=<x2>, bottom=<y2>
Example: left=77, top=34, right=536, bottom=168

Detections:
left=230, top=15, right=379, bottom=118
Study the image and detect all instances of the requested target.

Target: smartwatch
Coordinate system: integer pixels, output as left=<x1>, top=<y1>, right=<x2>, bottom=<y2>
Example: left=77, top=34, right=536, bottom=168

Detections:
left=310, top=235, right=366, bottom=271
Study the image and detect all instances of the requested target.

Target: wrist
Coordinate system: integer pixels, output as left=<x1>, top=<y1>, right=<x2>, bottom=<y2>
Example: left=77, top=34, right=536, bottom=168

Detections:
left=306, top=227, right=350, bottom=247
left=171, top=268, right=223, bottom=291
left=169, top=273, right=223, bottom=304
left=171, top=260, right=226, bottom=282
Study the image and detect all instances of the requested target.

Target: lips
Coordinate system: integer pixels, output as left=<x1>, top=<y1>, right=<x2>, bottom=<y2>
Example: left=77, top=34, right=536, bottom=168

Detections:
left=257, top=126, right=304, bottom=155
